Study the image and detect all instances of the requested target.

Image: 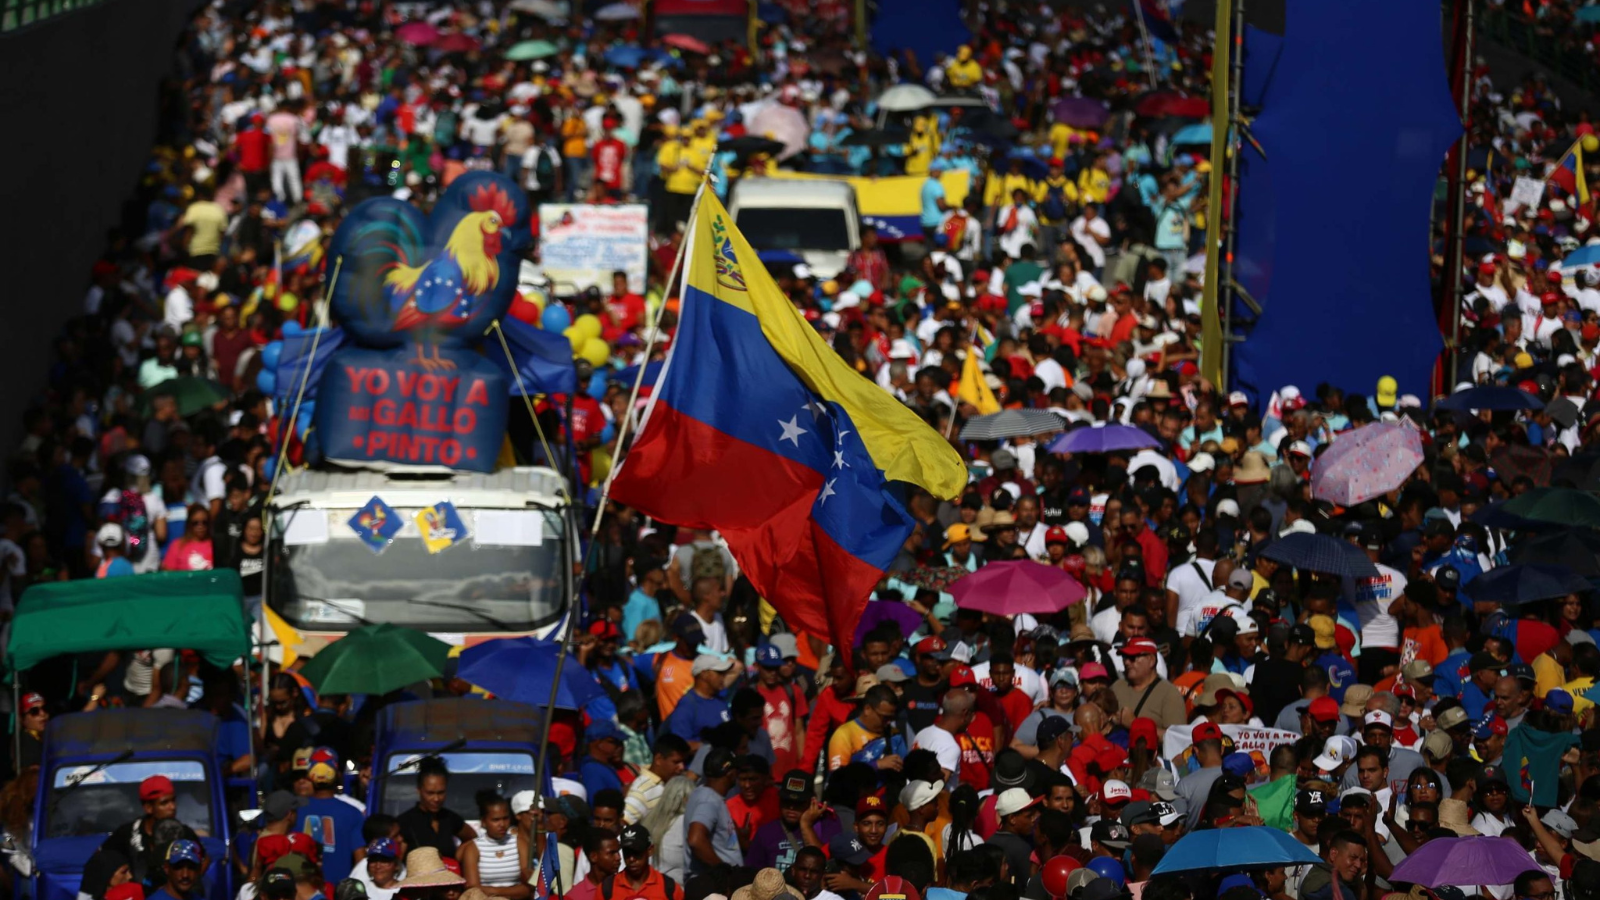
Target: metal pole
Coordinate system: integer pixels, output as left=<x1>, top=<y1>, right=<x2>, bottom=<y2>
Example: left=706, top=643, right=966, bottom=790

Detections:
left=1129, top=0, right=1161, bottom=92
left=1199, top=0, right=1234, bottom=387
left=1221, top=0, right=1245, bottom=390
left=1449, top=0, right=1476, bottom=387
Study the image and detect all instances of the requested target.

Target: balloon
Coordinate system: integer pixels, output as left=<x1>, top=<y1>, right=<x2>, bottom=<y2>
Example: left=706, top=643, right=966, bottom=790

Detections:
left=1086, top=858, right=1124, bottom=887
left=589, top=446, right=613, bottom=485
left=563, top=326, right=584, bottom=353
left=260, top=341, right=283, bottom=370
left=256, top=368, right=278, bottom=395
left=1042, top=856, right=1083, bottom=900
left=295, top=401, right=316, bottom=436
left=580, top=337, right=611, bottom=367
left=281, top=320, right=304, bottom=337
left=587, top=371, right=609, bottom=398
left=572, top=313, right=603, bottom=341
left=507, top=291, right=543, bottom=326
left=542, top=303, right=572, bottom=332
left=260, top=457, right=277, bottom=482
left=1584, top=134, right=1599, bottom=154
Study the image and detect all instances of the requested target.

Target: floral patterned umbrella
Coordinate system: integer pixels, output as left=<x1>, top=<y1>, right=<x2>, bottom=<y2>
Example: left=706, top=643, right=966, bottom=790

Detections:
left=1309, top=420, right=1423, bottom=506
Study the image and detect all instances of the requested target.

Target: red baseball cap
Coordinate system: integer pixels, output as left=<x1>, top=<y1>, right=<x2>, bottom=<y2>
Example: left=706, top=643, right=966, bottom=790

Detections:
left=139, top=776, right=174, bottom=802
left=1129, top=717, right=1159, bottom=748
left=1120, top=638, right=1159, bottom=657
left=1045, top=526, right=1069, bottom=545
left=914, top=636, right=947, bottom=656
left=856, top=795, right=889, bottom=819
left=1192, top=722, right=1224, bottom=743
left=588, top=620, right=622, bottom=641
left=1542, top=291, right=1563, bottom=306
left=1308, top=696, right=1341, bottom=722
left=949, top=664, right=978, bottom=688
left=21, top=692, right=44, bottom=713
left=1079, top=662, right=1110, bottom=681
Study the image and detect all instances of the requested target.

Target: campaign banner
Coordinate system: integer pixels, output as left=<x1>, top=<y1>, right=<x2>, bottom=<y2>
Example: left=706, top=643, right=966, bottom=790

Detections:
left=761, top=169, right=972, bottom=241
left=538, top=204, right=650, bottom=293
left=1162, top=723, right=1299, bottom=776
left=316, top=346, right=508, bottom=473
left=1508, top=177, right=1546, bottom=215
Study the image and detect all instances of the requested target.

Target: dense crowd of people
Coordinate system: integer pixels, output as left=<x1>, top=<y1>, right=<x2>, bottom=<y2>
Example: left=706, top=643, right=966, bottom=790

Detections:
left=11, top=4, right=1600, bottom=900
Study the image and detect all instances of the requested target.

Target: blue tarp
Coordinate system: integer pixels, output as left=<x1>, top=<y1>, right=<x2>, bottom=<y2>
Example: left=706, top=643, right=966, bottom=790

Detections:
left=870, top=0, right=968, bottom=73
left=1240, top=26, right=1283, bottom=109
left=1229, top=0, right=1461, bottom=406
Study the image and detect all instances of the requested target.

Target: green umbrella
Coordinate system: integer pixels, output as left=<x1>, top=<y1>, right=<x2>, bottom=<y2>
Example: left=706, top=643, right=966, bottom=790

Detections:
left=506, top=39, right=560, bottom=60
left=298, top=623, right=452, bottom=695
left=146, top=376, right=229, bottom=417
left=1501, top=487, right=1600, bottom=529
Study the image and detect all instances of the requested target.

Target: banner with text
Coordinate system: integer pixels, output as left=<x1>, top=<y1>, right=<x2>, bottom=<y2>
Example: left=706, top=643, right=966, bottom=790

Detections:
left=1163, top=723, right=1300, bottom=778
left=538, top=204, right=649, bottom=294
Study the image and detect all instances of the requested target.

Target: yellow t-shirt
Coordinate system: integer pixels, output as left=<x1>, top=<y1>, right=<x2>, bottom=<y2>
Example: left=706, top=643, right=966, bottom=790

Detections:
left=668, top=143, right=709, bottom=195
left=181, top=201, right=229, bottom=257
left=946, top=59, right=983, bottom=89
left=1078, top=168, right=1111, bottom=204
left=560, top=116, right=588, bottom=159
left=1534, top=652, right=1566, bottom=701
left=905, top=131, right=937, bottom=176
left=984, top=172, right=1037, bottom=209
left=1048, top=123, right=1072, bottom=161
left=827, top=718, right=878, bottom=771
left=1565, top=676, right=1596, bottom=715
left=1033, top=176, right=1079, bottom=213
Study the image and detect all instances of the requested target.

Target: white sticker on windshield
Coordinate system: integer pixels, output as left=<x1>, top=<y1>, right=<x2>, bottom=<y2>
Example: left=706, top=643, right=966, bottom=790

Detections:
left=474, top=511, right=544, bottom=546
left=282, top=510, right=331, bottom=545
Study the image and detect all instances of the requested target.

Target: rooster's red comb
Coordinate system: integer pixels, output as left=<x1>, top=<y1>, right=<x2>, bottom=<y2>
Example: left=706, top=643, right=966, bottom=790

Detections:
left=469, top=183, right=518, bottom=225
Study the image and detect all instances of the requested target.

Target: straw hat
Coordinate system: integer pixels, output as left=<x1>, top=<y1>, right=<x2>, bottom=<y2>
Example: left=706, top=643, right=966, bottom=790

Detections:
left=1235, top=451, right=1273, bottom=485
left=1436, top=798, right=1481, bottom=836
left=397, top=848, right=466, bottom=888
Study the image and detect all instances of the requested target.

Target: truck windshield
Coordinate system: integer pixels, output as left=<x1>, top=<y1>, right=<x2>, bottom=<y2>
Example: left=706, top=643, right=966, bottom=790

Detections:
left=45, top=760, right=212, bottom=838
left=734, top=207, right=852, bottom=252
left=379, top=752, right=538, bottom=817
left=269, top=508, right=566, bottom=633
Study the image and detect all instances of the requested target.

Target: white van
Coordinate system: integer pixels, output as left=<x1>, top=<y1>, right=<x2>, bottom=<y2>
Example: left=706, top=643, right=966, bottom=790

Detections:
left=728, top=177, right=862, bottom=280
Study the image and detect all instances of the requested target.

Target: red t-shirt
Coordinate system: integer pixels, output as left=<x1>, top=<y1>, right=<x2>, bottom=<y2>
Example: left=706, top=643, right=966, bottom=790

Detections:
left=726, top=786, right=779, bottom=835
left=237, top=129, right=271, bottom=172
left=603, top=293, right=646, bottom=341
left=592, top=138, right=627, bottom=189
left=993, top=687, right=1034, bottom=735
left=755, top=682, right=809, bottom=774
left=957, top=711, right=996, bottom=792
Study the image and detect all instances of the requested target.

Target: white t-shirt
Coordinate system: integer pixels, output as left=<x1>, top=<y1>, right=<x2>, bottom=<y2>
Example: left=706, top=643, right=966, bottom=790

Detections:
left=164, top=287, right=194, bottom=332
left=691, top=609, right=730, bottom=655
left=1034, top=358, right=1068, bottom=392
left=192, top=456, right=228, bottom=504
left=1350, top=563, right=1407, bottom=650
left=0, top=538, right=23, bottom=614
left=1071, top=215, right=1111, bottom=268
left=912, top=723, right=961, bottom=780
left=350, top=858, right=406, bottom=900
left=1176, top=590, right=1240, bottom=638
left=124, top=648, right=176, bottom=696
left=1166, top=560, right=1217, bottom=619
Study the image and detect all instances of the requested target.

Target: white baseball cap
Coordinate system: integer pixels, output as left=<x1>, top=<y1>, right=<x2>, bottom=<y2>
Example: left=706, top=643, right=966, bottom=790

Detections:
left=510, top=790, right=538, bottom=814
left=1216, top=499, right=1241, bottom=518
left=1102, top=779, right=1132, bottom=803
left=1064, top=522, right=1090, bottom=548
left=691, top=655, right=735, bottom=676
left=994, top=787, right=1042, bottom=818
left=899, top=779, right=945, bottom=812
left=1363, top=710, right=1394, bottom=731
left=1188, top=453, right=1215, bottom=473
left=96, top=522, right=125, bottom=548
left=1314, top=735, right=1358, bottom=772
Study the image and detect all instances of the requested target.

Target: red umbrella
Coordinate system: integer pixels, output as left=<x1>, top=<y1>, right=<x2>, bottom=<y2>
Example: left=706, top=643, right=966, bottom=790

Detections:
left=395, top=21, right=441, bottom=46
left=661, top=32, right=711, bottom=54
left=433, top=32, right=481, bottom=53
left=950, top=561, right=1086, bottom=616
left=1134, top=91, right=1210, bottom=119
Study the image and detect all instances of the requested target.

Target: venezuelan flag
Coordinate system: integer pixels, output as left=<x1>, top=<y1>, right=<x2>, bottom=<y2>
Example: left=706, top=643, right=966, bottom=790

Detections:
left=1551, top=139, right=1589, bottom=205
left=611, top=193, right=966, bottom=652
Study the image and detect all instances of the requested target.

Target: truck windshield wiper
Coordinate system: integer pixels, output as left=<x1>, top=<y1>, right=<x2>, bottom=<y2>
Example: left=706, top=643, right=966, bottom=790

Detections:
left=407, top=599, right=517, bottom=632
left=50, top=749, right=134, bottom=810
left=392, top=738, right=468, bottom=772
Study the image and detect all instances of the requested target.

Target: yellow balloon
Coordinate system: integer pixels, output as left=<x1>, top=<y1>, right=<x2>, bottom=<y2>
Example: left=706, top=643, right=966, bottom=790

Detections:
left=573, top=313, right=604, bottom=341
left=581, top=337, right=611, bottom=368
left=1584, top=134, right=1599, bottom=155
left=589, top=447, right=613, bottom=485
left=563, top=326, right=584, bottom=353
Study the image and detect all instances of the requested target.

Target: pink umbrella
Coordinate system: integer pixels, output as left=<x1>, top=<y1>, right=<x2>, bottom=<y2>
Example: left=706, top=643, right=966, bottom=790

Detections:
left=661, top=32, right=710, bottom=54
left=433, top=32, right=481, bottom=53
left=748, top=104, right=811, bottom=160
left=950, top=561, right=1086, bottom=617
left=396, top=21, right=441, bottom=46
left=1310, top=420, right=1424, bottom=506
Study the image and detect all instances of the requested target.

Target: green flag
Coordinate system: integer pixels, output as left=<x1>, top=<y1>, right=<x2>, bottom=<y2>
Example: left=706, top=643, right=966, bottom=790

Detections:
left=1503, top=724, right=1577, bottom=807
left=1249, top=773, right=1298, bottom=831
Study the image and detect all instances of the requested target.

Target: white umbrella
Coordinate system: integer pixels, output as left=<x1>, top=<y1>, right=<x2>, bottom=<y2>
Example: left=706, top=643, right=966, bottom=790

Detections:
left=877, top=83, right=937, bottom=113
left=748, top=104, right=811, bottom=160
left=594, top=2, right=639, bottom=19
left=509, top=0, right=568, bottom=17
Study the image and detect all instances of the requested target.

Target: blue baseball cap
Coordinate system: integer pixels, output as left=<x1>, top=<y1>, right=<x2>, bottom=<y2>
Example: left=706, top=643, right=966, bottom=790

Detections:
left=587, top=720, right=625, bottom=744
left=166, top=839, right=203, bottom=866
left=366, top=837, right=399, bottom=860
left=1221, top=752, right=1256, bottom=778
left=756, top=643, right=784, bottom=668
left=1218, top=874, right=1261, bottom=897
left=1546, top=688, right=1575, bottom=716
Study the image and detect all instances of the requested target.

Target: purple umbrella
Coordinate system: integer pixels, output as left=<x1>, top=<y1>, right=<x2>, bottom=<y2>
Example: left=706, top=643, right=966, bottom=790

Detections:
left=1309, top=420, right=1424, bottom=506
left=950, top=561, right=1086, bottom=616
left=1046, top=424, right=1160, bottom=455
left=1051, top=96, right=1110, bottom=130
left=1388, top=836, right=1543, bottom=888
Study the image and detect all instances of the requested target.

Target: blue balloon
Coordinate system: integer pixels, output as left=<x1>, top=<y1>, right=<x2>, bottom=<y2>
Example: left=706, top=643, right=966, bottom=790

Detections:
left=281, top=320, right=304, bottom=337
left=541, top=303, right=571, bottom=333
left=260, top=457, right=276, bottom=482
left=587, top=371, right=608, bottom=398
left=295, top=400, right=316, bottom=436
left=256, top=368, right=278, bottom=395
left=261, top=341, right=283, bottom=370
left=1087, top=858, right=1125, bottom=887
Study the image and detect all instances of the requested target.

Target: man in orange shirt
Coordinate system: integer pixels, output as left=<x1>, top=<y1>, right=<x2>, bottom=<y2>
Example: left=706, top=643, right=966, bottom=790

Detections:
left=602, top=824, right=684, bottom=900
left=726, top=755, right=779, bottom=836
left=1396, top=588, right=1448, bottom=668
left=655, top=615, right=703, bottom=721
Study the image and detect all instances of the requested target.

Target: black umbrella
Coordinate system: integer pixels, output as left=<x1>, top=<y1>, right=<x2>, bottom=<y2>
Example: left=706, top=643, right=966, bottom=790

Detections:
left=717, top=135, right=786, bottom=156
left=1548, top=397, right=1582, bottom=430
left=840, top=128, right=909, bottom=148
left=1510, top=531, right=1600, bottom=577
left=959, top=409, right=1065, bottom=441
left=1436, top=385, right=1543, bottom=411
left=956, top=109, right=1020, bottom=142
left=1260, top=532, right=1378, bottom=578
left=1470, top=500, right=1559, bottom=533
left=1462, top=563, right=1590, bottom=606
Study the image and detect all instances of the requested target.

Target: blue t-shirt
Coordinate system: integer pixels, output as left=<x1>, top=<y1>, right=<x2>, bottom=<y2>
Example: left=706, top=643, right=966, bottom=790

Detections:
left=217, top=703, right=252, bottom=764
left=297, top=796, right=366, bottom=883
left=579, top=755, right=624, bottom=799
left=98, top=557, right=135, bottom=578
left=621, top=589, right=662, bottom=644
left=920, top=178, right=947, bottom=228
left=667, top=690, right=729, bottom=743
left=684, top=785, right=741, bottom=877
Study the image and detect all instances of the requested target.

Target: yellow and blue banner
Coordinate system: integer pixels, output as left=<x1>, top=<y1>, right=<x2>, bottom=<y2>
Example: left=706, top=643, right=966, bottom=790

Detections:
left=762, top=169, right=971, bottom=241
left=611, top=192, right=966, bottom=653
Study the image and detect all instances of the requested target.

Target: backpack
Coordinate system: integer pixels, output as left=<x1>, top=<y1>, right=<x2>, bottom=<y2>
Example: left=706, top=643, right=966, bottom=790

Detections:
left=690, top=543, right=728, bottom=583
left=535, top=147, right=556, bottom=182
left=600, top=873, right=677, bottom=900
left=1041, top=182, right=1070, bottom=222
left=117, top=489, right=151, bottom=561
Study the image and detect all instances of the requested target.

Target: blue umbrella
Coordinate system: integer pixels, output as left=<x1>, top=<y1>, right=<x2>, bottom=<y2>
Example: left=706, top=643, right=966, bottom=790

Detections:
left=1260, top=532, right=1379, bottom=578
left=603, top=44, right=647, bottom=68
left=1153, top=826, right=1322, bottom=874
left=1436, top=385, right=1544, bottom=411
left=1577, top=6, right=1600, bottom=23
left=1462, top=563, right=1589, bottom=606
left=1172, top=122, right=1212, bottom=145
left=1006, top=151, right=1049, bottom=180
left=1564, top=243, right=1600, bottom=268
left=456, top=637, right=604, bottom=709
left=1047, top=424, right=1159, bottom=454
left=1472, top=500, right=1558, bottom=533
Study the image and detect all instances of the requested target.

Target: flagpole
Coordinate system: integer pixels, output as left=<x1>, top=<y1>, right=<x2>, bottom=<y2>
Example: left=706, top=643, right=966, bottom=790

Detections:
left=1129, top=0, right=1160, bottom=92
left=586, top=176, right=714, bottom=546
left=264, top=255, right=341, bottom=509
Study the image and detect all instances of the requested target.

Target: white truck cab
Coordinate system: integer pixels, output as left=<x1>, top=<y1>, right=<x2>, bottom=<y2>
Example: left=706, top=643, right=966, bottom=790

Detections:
left=727, top=177, right=862, bottom=280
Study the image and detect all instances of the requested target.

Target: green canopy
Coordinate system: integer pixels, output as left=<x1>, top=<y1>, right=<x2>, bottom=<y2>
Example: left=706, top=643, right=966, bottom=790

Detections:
left=8, top=571, right=249, bottom=672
